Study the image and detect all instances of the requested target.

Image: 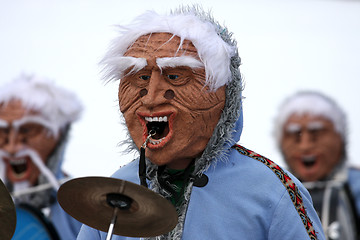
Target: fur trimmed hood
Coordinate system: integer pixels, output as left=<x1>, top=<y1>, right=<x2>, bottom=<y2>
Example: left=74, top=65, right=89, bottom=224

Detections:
left=106, top=5, right=244, bottom=176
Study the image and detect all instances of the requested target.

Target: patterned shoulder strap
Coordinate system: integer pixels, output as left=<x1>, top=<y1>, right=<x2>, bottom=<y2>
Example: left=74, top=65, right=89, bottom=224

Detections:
left=232, top=144, right=318, bottom=240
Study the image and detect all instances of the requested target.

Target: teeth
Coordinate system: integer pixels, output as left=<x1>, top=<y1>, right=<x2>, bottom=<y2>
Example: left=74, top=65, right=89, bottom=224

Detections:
left=10, top=158, right=27, bottom=165
left=149, top=137, right=165, bottom=145
left=145, top=116, right=168, bottom=122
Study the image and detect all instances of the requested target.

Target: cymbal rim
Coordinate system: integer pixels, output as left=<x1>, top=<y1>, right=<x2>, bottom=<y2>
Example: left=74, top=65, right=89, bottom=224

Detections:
left=0, top=179, right=16, bottom=240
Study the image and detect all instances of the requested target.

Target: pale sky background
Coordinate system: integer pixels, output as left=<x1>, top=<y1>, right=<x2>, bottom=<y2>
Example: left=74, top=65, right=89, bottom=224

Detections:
left=1, top=0, right=359, bottom=178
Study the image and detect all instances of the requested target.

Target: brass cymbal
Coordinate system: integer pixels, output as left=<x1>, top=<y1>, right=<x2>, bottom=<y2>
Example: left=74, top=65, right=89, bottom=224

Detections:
left=57, top=177, right=178, bottom=237
left=0, top=179, right=16, bottom=240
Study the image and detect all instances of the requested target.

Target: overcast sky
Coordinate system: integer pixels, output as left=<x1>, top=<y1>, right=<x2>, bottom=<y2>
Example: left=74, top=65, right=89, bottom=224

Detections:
left=1, top=0, right=360, bottom=177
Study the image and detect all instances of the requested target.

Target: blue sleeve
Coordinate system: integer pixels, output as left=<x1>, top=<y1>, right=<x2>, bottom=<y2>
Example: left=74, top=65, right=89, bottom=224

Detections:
left=269, top=184, right=326, bottom=240
left=50, top=202, right=83, bottom=240
left=77, top=225, right=102, bottom=240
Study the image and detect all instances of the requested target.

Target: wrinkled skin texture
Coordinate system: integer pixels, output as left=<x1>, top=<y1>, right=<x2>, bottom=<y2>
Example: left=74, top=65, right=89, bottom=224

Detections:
left=119, top=33, right=226, bottom=169
left=280, top=114, right=343, bottom=182
left=0, top=99, right=59, bottom=185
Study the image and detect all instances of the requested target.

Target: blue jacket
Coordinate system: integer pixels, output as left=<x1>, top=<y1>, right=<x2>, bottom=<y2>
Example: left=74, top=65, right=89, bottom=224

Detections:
left=77, top=146, right=325, bottom=240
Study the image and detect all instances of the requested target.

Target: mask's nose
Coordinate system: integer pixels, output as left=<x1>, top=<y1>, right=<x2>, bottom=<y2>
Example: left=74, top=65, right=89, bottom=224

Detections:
left=2, top=128, right=23, bottom=155
left=140, top=71, right=175, bottom=108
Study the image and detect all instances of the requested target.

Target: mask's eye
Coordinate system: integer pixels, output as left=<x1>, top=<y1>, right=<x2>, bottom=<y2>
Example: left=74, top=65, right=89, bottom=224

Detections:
left=167, top=75, right=179, bottom=80
left=18, top=123, right=44, bottom=138
left=162, top=67, right=193, bottom=86
left=0, top=128, right=9, bottom=136
left=0, top=128, right=10, bottom=145
left=139, top=75, right=150, bottom=81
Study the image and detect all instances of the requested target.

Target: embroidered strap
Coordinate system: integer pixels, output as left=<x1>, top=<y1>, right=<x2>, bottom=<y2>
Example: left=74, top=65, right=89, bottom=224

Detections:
left=232, top=144, right=318, bottom=240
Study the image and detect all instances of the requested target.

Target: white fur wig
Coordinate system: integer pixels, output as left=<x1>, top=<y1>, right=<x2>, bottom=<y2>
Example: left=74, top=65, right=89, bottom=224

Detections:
left=0, top=74, right=83, bottom=136
left=101, top=6, right=237, bottom=91
left=273, top=91, right=347, bottom=146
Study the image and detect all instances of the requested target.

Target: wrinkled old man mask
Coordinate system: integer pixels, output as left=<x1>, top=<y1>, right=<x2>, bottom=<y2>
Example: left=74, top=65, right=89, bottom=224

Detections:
left=119, top=33, right=226, bottom=169
left=280, top=114, right=343, bottom=182
left=0, top=99, right=59, bottom=185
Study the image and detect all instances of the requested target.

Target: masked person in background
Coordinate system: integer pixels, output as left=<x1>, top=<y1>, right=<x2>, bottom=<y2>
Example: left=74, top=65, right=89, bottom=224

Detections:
left=0, top=74, right=83, bottom=239
left=78, top=6, right=325, bottom=240
left=274, top=90, right=360, bottom=240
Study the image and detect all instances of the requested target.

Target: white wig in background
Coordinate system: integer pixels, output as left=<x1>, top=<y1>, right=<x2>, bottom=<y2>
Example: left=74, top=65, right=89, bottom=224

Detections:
left=0, top=74, right=83, bottom=136
left=273, top=91, right=347, bottom=145
left=101, top=5, right=237, bottom=91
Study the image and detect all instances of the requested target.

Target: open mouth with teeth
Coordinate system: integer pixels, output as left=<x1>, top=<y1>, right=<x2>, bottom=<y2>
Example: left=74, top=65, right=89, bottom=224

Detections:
left=4, top=157, right=32, bottom=182
left=138, top=112, right=175, bottom=149
left=301, top=155, right=317, bottom=168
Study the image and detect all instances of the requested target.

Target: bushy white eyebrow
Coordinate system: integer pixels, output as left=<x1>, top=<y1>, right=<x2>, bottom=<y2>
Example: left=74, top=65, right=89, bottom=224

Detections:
left=285, top=121, right=325, bottom=133
left=156, top=56, right=204, bottom=71
left=105, top=56, right=204, bottom=81
left=285, top=123, right=301, bottom=133
left=307, top=121, right=325, bottom=130
left=13, top=116, right=59, bottom=137
left=105, top=56, right=148, bottom=79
